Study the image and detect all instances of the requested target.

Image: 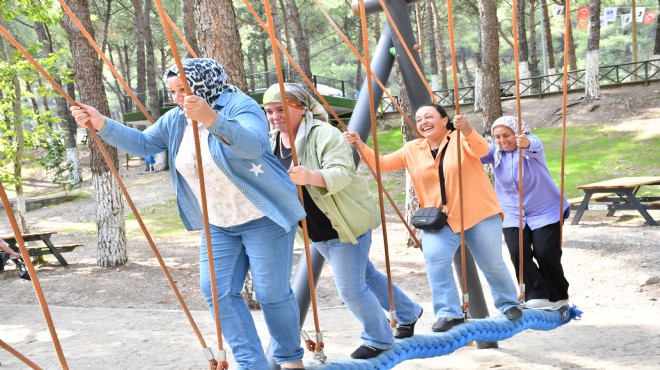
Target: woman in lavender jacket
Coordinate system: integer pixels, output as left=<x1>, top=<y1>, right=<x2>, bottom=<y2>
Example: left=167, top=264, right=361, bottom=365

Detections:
left=481, top=116, right=570, bottom=310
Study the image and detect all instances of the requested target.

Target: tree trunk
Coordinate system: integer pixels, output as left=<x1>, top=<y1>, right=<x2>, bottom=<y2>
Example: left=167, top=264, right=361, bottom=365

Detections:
left=355, top=17, right=363, bottom=91
left=5, top=55, right=28, bottom=231
left=143, top=0, right=166, bottom=171
left=655, top=0, right=660, bottom=56
left=528, top=0, right=541, bottom=93
left=285, top=0, right=313, bottom=82
left=130, top=0, right=147, bottom=105
left=181, top=0, right=201, bottom=58
left=585, top=0, right=601, bottom=100
left=540, top=0, right=557, bottom=91
left=62, top=0, right=127, bottom=267
left=195, top=0, right=248, bottom=91
left=34, top=21, right=82, bottom=185
left=279, top=0, right=294, bottom=59
left=414, top=3, right=424, bottom=67
left=65, top=79, right=82, bottom=185
left=516, top=0, right=530, bottom=94
left=430, top=0, right=448, bottom=90
left=425, top=0, right=439, bottom=91
left=473, top=33, right=484, bottom=112
left=479, top=0, right=503, bottom=131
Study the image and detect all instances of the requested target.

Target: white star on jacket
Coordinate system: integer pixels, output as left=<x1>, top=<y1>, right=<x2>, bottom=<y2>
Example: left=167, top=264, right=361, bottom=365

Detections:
left=249, top=163, right=264, bottom=177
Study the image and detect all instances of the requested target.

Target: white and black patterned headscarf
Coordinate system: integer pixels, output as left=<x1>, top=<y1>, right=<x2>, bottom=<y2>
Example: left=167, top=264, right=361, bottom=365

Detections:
left=162, top=58, right=238, bottom=106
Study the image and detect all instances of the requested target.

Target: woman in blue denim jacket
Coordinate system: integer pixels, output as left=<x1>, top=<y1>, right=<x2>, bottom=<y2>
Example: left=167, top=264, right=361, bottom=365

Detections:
left=71, top=58, right=307, bottom=370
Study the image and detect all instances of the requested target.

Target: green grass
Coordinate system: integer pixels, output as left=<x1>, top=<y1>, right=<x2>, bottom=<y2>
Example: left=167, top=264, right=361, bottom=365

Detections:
left=362, top=124, right=659, bottom=199
left=125, top=198, right=184, bottom=236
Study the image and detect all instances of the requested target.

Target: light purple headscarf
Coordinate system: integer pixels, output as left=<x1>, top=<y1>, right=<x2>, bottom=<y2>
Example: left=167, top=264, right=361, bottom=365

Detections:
left=491, top=116, right=532, bottom=167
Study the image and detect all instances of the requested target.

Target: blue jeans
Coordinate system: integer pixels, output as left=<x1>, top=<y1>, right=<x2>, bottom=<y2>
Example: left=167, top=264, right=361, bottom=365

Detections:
left=199, top=217, right=303, bottom=370
left=313, top=230, right=422, bottom=349
left=421, top=214, right=519, bottom=320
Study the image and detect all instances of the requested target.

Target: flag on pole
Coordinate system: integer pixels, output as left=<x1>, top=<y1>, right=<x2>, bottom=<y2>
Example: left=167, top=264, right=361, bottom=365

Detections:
left=621, top=14, right=632, bottom=28
left=636, top=7, right=646, bottom=22
left=644, top=11, right=657, bottom=26
left=600, top=17, right=608, bottom=29
left=552, top=5, right=564, bottom=17
left=603, top=7, right=617, bottom=22
left=577, top=6, right=590, bottom=30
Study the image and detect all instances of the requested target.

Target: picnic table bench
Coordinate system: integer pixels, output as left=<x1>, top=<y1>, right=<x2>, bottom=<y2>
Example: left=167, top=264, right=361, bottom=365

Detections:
left=570, top=176, right=660, bottom=226
left=0, top=231, right=83, bottom=271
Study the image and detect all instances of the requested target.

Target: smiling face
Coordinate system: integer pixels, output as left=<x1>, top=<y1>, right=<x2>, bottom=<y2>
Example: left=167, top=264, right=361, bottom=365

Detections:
left=264, top=101, right=305, bottom=135
left=493, top=125, right=517, bottom=152
left=415, top=106, right=449, bottom=142
left=167, top=76, right=187, bottom=109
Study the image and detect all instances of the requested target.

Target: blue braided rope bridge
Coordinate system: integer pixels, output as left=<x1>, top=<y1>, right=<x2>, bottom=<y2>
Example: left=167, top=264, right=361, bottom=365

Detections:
left=306, top=305, right=582, bottom=370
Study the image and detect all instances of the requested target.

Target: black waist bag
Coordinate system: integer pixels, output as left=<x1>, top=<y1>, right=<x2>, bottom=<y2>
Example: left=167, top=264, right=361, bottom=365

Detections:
left=411, top=207, right=448, bottom=230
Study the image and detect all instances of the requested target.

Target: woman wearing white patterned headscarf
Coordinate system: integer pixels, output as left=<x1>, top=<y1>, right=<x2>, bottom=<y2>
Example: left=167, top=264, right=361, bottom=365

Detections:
left=71, top=58, right=306, bottom=370
left=481, top=116, right=570, bottom=311
left=263, top=83, right=423, bottom=360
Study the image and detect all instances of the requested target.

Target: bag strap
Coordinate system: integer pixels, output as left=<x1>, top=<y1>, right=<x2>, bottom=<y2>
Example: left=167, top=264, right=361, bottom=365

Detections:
left=438, top=138, right=450, bottom=206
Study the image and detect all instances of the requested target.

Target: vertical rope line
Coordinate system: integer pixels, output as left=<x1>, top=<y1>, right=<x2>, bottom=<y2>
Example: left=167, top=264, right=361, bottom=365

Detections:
left=241, top=0, right=423, bottom=250
left=559, top=0, right=572, bottom=248
left=511, top=0, right=526, bottom=301
left=261, top=0, right=325, bottom=341
left=446, top=0, right=469, bottom=313
left=0, top=21, right=212, bottom=360
left=358, top=0, right=398, bottom=324
left=0, top=182, right=67, bottom=369
left=152, top=0, right=225, bottom=362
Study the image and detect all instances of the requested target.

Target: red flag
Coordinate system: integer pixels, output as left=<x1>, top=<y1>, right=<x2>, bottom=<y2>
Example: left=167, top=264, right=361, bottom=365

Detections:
left=643, top=11, right=657, bottom=26
left=577, top=6, right=590, bottom=30
left=577, top=6, right=590, bottom=20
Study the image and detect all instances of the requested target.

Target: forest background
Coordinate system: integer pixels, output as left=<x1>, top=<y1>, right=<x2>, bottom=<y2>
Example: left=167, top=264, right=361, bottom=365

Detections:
left=0, top=0, right=659, bottom=267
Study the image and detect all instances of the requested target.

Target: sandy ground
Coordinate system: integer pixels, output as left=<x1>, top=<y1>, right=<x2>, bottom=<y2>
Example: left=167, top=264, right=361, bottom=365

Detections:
left=1, top=166, right=659, bottom=369
left=1, top=83, right=660, bottom=369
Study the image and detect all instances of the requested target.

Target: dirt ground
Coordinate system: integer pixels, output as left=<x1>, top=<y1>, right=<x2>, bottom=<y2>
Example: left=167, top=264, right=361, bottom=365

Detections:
left=0, top=83, right=659, bottom=369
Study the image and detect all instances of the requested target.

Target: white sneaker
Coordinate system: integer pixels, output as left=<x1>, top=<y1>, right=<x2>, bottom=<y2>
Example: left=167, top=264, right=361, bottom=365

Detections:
left=550, top=299, right=569, bottom=310
left=523, top=298, right=553, bottom=309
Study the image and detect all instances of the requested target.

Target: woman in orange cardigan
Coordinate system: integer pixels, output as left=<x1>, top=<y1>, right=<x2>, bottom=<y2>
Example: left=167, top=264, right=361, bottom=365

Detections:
left=345, top=104, right=521, bottom=332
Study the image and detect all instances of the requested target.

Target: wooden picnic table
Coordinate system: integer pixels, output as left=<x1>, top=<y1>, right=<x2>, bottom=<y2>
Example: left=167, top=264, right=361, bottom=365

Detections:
left=0, top=231, right=83, bottom=270
left=571, top=176, right=660, bottom=226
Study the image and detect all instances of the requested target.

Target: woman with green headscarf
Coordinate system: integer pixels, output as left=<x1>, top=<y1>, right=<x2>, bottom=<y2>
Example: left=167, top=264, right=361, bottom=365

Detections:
left=263, top=83, right=423, bottom=360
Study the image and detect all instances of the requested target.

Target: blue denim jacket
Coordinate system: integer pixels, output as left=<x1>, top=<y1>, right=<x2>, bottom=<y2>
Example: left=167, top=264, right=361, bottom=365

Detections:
left=98, top=90, right=305, bottom=231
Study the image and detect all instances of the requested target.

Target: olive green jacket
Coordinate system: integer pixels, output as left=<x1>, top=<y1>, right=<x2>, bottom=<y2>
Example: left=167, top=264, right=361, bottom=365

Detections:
left=270, top=119, right=381, bottom=244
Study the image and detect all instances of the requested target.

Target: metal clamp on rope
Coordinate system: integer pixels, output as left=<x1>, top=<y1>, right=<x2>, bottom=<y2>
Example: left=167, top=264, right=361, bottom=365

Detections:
left=203, top=348, right=215, bottom=361
left=313, top=332, right=326, bottom=363
left=301, top=330, right=316, bottom=352
left=462, top=293, right=470, bottom=319
left=518, top=283, right=526, bottom=302
left=389, top=310, right=398, bottom=327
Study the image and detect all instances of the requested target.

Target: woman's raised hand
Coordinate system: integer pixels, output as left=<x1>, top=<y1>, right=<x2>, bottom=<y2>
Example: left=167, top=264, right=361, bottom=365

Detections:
left=453, top=114, right=473, bottom=136
left=70, top=102, right=107, bottom=131
left=344, top=131, right=366, bottom=149
left=183, top=95, right=218, bottom=128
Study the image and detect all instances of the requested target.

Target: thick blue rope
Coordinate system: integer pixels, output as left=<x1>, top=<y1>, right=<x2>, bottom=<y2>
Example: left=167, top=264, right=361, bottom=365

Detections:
left=306, top=305, right=582, bottom=370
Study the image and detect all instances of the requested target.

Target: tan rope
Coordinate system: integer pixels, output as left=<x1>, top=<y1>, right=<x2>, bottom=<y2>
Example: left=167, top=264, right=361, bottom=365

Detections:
left=511, top=0, right=526, bottom=302
left=0, top=181, right=65, bottom=369
left=445, top=0, right=469, bottom=316
left=152, top=1, right=226, bottom=368
left=558, top=0, right=572, bottom=247
left=261, top=0, right=326, bottom=356
left=357, top=0, right=398, bottom=326
left=0, top=338, right=43, bottom=370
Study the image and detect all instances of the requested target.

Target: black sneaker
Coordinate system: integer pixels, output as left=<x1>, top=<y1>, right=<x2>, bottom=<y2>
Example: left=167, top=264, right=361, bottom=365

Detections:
left=394, top=308, right=423, bottom=339
left=504, top=306, right=523, bottom=320
left=350, top=344, right=385, bottom=359
left=431, top=317, right=465, bottom=332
